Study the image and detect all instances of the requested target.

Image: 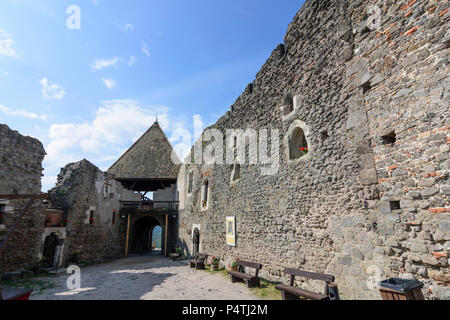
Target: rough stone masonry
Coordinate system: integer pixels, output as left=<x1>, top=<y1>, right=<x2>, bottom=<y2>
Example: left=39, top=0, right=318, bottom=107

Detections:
left=178, top=0, right=450, bottom=299
left=0, top=124, right=46, bottom=273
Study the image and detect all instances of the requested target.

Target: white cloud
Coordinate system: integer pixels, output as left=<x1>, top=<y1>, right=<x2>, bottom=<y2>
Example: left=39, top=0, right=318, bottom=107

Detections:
left=121, top=24, right=134, bottom=33
left=142, top=42, right=150, bottom=58
left=91, top=57, right=119, bottom=71
left=44, top=100, right=170, bottom=170
left=39, top=77, right=66, bottom=100
left=0, top=103, right=47, bottom=120
left=128, top=56, right=136, bottom=66
left=0, top=29, right=19, bottom=59
left=101, top=78, right=116, bottom=90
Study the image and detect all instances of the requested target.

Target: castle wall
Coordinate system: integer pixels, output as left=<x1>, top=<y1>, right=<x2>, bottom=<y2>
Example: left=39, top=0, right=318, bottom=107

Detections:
left=178, top=0, right=449, bottom=299
left=0, top=124, right=46, bottom=273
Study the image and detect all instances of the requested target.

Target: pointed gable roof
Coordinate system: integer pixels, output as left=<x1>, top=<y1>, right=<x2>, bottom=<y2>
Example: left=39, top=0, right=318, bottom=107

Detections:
left=108, top=122, right=180, bottom=181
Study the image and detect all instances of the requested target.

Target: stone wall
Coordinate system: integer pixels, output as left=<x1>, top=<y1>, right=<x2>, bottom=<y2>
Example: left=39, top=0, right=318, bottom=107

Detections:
left=0, top=124, right=46, bottom=273
left=178, top=0, right=449, bottom=299
left=49, top=160, right=140, bottom=265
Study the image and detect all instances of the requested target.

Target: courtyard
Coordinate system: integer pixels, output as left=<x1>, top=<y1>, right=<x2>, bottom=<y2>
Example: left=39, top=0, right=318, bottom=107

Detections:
left=18, top=254, right=259, bottom=300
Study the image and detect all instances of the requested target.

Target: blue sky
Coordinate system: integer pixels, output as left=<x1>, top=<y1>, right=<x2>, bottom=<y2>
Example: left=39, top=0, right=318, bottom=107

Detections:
left=0, top=0, right=305, bottom=191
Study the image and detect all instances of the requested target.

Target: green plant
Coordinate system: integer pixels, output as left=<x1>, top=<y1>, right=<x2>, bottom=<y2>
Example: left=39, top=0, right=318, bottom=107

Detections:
left=299, top=146, right=308, bottom=155
left=211, top=256, right=220, bottom=264
left=176, top=247, right=182, bottom=254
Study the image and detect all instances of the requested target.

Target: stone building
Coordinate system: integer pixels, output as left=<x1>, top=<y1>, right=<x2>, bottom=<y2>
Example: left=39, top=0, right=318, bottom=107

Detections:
left=46, top=159, right=141, bottom=267
left=0, top=121, right=180, bottom=272
left=108, top=121, right=180, bottom=256
left=0, top=124, right=46, bottom=273
left=178, top=0, right=450, bottom=299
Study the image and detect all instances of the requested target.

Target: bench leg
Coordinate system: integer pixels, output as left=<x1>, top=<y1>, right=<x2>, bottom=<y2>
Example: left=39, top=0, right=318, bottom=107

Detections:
left=231, top=275, right=243, bottom=284
left=245, top=278, right=260, bottom=288
left=281, top=291, right=299, bottom=300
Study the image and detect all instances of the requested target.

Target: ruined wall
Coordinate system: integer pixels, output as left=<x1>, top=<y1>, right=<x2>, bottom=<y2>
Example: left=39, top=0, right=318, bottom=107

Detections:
left=0, top=124, right=46, bottom=273
left=178, top=0, right=449, bottom=299
left=49, top=160, right=139, bottom=265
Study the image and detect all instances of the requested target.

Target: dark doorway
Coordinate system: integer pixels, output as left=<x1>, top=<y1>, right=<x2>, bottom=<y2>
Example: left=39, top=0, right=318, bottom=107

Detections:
left=130, top=216, right=162, bottom=255
left=193, top=228, right=200, bottom=256
left=42, top=234, right=58, bottom=268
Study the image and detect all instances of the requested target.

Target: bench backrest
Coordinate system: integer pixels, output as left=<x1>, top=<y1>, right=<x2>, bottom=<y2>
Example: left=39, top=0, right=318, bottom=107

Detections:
left=237, top=260, right=262, bottom=277
left=283, top=268, right=335, bottom=295
left=195, top=253, right=207, bottom=262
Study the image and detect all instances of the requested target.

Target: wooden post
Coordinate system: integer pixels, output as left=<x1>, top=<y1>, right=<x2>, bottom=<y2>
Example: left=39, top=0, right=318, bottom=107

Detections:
left=125, top=214, right=131, bottom=257
left=164, top=214, right=168, bottom=257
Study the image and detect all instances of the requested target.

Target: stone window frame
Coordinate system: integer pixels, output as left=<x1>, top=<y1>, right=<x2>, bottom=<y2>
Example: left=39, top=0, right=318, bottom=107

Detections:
left=0, top=200, right=12, bottom=229
left=85, top=206, right=96, bottom=224
left=187, top=168, right=195, bottom=197
left=200, top=179, right=210, bottom=211
left=281, top=94, right=301, bottom=122
left=284, top=119, right=312, bottom=164
left=230, top=163, right=241, bottom=187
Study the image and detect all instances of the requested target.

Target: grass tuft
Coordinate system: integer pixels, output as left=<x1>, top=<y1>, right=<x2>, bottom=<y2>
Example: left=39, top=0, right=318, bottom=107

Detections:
left=202, top=264, right=281, bottom=300
left=1, top=276, right=55, bottom=295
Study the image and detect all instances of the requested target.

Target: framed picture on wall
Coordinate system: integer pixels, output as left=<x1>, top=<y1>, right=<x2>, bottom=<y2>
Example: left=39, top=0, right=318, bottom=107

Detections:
left=226, top=216, right=236, bottom=246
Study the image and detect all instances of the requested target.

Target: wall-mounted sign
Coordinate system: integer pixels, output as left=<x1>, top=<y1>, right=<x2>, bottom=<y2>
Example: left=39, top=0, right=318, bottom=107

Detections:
left=226, top=216, right=236, bottom=246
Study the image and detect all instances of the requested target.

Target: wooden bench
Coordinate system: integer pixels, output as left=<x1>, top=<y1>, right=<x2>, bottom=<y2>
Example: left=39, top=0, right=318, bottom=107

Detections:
left=275, top=268, right=338, bottom=300
left=189, top=253, right=207, bottom=270
left=228, top=260, right=262, bottom=288
left=0, top=288, right=33, bottom=300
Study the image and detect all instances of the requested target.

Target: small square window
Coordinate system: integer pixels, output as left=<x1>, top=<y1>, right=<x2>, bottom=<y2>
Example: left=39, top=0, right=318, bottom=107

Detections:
left=390, top=201, right=401, bottom=211
left=382, top=132, right=396, bottom=145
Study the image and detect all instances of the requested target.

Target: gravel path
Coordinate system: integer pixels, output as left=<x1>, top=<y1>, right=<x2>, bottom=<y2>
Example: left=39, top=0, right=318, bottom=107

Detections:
left=29, top=254, right=259, bottom=300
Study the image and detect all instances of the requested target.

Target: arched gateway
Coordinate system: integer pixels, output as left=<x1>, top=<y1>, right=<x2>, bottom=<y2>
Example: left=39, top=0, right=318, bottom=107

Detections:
left=130, top=216, right=163, bottom=254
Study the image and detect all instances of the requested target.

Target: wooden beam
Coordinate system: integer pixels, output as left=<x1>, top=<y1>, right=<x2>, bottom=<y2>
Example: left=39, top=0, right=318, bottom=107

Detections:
left=164, top=214, right=168, bottom=257
left=0, top=194, right=48, bottom=200
left=125, top=214, right=131, bottom=257
left=0, top=197, right=36, bottom=254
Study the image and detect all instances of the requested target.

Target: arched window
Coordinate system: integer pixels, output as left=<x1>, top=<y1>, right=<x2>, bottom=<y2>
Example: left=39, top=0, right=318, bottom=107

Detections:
left=289, top=127, right=308, bottom=160
left=285, top=120, right=310, bottom=162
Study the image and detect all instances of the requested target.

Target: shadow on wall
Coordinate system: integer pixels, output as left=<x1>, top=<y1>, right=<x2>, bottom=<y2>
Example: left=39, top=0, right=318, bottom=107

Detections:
left=180, top=239, right=190, bottom=258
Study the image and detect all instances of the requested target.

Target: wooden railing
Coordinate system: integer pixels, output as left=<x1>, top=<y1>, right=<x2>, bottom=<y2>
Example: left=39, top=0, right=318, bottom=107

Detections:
left=120, top=200, right=179, bottom=212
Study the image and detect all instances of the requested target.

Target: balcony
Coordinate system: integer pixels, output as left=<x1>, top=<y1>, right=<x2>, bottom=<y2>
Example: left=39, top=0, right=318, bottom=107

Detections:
left=120, top=200, right=179, bottom=214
